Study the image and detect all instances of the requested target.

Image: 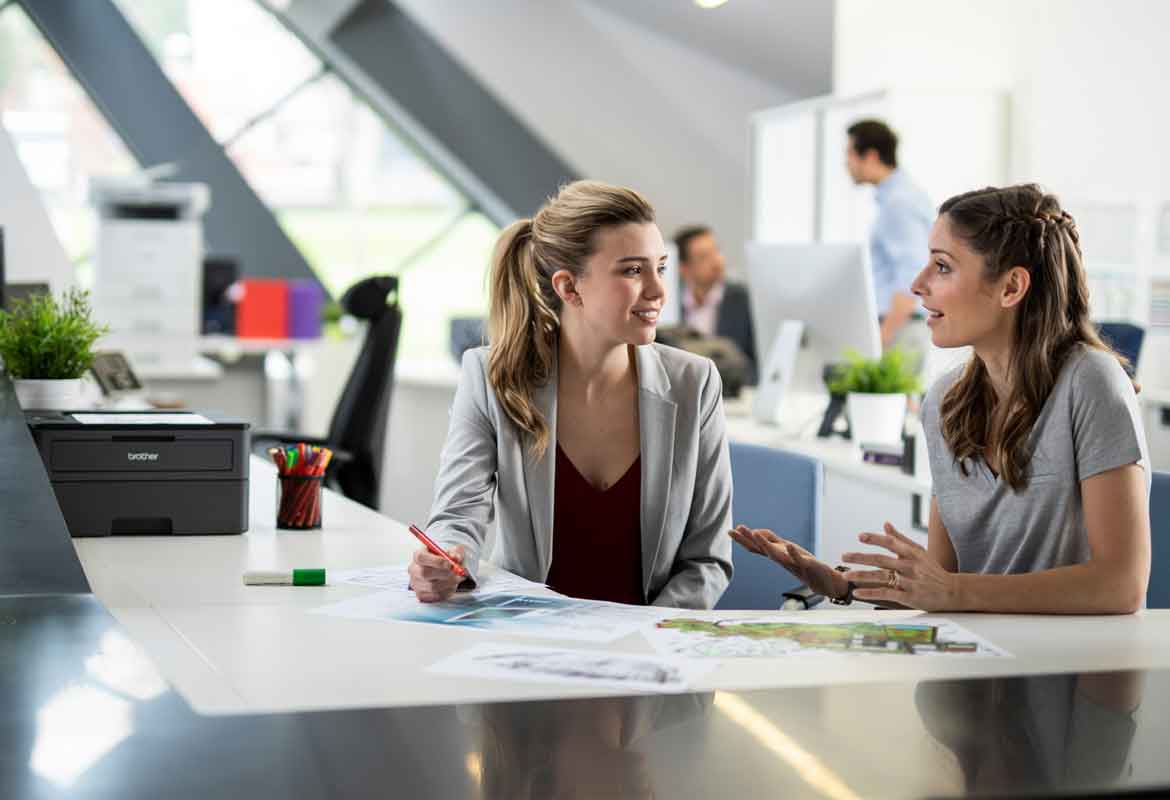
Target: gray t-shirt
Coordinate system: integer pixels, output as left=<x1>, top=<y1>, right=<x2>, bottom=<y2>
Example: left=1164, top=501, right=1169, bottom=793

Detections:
left=921, top=346, right=1149, bottom=575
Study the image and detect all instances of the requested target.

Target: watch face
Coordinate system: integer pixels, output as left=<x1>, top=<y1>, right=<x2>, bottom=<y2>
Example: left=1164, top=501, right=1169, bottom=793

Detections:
left=91, top=352, right=143, bottom=395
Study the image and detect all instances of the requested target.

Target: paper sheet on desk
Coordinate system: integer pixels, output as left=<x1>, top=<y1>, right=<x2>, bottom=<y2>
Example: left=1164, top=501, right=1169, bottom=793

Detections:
left=640, top=612, right=1011, bottom=659
left=428, top=643, right=714, bottom=693
left=310, top=591, right=664, bottom=644
left=329, top=564, right=547, bottom=596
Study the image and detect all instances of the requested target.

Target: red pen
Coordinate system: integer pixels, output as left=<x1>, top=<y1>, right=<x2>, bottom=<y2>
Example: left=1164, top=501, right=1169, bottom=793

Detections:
left=408, top=523, right=468, bottom=578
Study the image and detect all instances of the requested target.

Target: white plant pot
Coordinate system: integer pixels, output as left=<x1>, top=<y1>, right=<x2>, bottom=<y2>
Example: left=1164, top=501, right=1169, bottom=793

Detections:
left=13, top=378, right=84, bottom=411
left=847, top=392, right=907, bottom=446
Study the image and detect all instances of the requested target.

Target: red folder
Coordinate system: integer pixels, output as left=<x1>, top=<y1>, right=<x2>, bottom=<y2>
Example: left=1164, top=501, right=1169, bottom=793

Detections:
left=236, top=279, right=288, bottom=339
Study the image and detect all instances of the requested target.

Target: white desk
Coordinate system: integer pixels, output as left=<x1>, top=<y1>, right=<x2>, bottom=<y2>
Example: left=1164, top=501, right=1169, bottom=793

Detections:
left=75, top=457, right=1170, bottom=718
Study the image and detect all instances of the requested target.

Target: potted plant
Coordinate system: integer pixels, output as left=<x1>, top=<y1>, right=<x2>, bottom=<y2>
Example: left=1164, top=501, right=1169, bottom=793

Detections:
left=0, top=288, right=108, bottom=410
left=828, top=347, right=922, bottom=446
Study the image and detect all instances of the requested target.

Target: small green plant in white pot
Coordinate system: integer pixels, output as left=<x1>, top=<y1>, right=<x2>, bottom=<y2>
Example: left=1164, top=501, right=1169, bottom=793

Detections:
left=828, top=348, right=922, bottom=446
left=0, top=289, right=108, bottom=410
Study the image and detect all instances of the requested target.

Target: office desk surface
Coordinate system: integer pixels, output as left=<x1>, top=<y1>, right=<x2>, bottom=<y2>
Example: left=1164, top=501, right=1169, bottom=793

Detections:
left=73, top=457, right=1170, bottom=719
left=8, top=594, right=1170, bottom=800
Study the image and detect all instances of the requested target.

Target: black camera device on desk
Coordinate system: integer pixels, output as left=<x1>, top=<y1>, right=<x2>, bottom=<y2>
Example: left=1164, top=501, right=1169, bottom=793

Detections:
left=26, top=410, right=250, bottom=537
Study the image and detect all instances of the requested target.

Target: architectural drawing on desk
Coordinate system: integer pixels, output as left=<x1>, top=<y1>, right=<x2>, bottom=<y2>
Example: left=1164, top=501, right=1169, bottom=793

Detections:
left=646, top=617, right=1010, bottom=658
left=311, top=591, right=661, bottom=643
left=427, top=643, right=714, bottom=692
left=478, top=650, right=682, bottom=686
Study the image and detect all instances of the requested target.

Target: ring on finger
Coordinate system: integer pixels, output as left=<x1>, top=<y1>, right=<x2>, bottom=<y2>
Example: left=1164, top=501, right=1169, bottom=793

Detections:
left=885, top=569, right=898, bottom=589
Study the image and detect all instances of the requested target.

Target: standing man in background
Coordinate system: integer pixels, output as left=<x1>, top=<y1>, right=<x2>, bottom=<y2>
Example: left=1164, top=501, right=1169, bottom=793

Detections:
left=675, top=225, right=757, bottom=384
left=845, top=119, right=934, bottom=352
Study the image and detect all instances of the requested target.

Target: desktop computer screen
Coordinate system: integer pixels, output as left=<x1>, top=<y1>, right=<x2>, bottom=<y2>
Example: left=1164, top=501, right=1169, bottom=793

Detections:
left=744, top=242, right=881, bottom=431
left=745, top=241, right=880, bottom=388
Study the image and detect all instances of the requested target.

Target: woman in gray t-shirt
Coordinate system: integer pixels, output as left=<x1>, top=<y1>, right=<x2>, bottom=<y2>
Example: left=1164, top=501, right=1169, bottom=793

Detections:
left=731, top=184, right=1152, bottom=614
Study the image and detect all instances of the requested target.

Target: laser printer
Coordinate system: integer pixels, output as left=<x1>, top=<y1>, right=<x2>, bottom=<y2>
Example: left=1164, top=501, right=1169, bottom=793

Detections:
left=26, top=410, right=249, bottom=537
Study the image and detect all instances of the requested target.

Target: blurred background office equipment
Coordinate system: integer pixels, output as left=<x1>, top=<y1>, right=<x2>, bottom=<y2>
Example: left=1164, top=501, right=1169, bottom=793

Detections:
left=27, top=409, right=250, bottom=536
left=90, top=176, right=209, bottom=337
left=201, top=254, right=239, bottom=336
left=2, top=282, right=50, bottom=311
left=89, top=351, right=143, bottom=395
left=745, top=242, right=880, bottom=430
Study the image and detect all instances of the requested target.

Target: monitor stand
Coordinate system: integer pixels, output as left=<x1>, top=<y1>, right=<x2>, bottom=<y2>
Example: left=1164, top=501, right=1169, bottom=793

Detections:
left=752, top=320, right=803, bottom=425
left=817, top=363, right=851, bottom=439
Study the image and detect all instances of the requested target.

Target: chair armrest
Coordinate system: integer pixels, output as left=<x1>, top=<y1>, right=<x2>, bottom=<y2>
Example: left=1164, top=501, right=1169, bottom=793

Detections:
left=781, top=584, right=824, bottom=610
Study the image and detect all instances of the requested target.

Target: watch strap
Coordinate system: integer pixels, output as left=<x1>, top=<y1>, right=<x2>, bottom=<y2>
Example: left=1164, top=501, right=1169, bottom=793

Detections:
left=830, top=565, right=855, bottom=605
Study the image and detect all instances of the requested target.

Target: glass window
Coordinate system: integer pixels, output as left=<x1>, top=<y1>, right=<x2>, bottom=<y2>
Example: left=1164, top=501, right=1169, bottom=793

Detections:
left=397, top=212, right=497, bottom=363
left=225, top=70, right=493, bottom=361
left=113, top=0, right=323, bottom=142
left=61, top=0, right=499, bottom=362
left=0, top=4, right=140, bottom=280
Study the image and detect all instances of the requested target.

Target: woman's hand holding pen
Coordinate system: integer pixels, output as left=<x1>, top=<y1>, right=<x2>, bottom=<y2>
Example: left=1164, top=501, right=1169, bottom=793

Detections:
left=408, top=545, right=466, bottom=603
left=842, top=522, right=960, bottom=611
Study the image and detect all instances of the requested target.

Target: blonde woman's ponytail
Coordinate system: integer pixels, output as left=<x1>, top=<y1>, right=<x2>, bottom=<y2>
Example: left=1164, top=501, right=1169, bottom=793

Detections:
left=487, top=219, right=558, bottom=456
left=485, top=181, right=656, bottom=459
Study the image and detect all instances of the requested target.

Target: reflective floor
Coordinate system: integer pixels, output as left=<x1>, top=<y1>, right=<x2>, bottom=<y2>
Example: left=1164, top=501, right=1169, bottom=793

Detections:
left=3, top=594, right=1170, bottom=799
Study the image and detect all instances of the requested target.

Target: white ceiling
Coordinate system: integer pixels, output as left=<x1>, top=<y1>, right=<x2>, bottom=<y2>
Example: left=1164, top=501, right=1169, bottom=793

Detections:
left=582, top=0, right=834, bottom=98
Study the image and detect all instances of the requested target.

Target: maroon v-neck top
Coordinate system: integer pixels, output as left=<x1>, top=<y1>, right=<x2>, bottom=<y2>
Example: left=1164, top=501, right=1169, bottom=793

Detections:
left=546, top=444, right=645, bottom=605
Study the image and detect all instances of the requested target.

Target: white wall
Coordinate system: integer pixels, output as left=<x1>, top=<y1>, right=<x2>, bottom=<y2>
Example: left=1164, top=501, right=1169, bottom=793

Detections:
left=0, top=126, right=74, bottom=294
left=835, top=0, right=1170, bottom=198
left=390, top=0, right=797, bottom=277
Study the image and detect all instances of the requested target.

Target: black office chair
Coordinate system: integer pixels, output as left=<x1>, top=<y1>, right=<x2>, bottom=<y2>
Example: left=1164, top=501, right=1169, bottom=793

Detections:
left=253, top=275, right=402, bottom=510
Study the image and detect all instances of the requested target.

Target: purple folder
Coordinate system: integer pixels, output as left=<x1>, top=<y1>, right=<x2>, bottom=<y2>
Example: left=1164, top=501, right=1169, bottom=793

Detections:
left=288, top=280, right=325, bottom=339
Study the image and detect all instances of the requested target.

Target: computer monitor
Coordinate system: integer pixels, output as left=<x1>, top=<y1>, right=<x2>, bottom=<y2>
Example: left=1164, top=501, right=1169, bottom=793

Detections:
left=3, top=282, right=50, bottom=312
left=745, top=242, right=881, bottom=428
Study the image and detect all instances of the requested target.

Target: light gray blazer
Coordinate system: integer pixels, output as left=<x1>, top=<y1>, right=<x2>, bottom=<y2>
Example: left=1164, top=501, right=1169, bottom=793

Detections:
left=425, top=343, right=733, bottom=609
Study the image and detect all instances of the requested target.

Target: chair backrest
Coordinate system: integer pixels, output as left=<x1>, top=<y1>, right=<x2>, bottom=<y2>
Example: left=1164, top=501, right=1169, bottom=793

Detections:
left=1097, top=322, right=1145, bottom=374
left=326, top=276, right=402, bottom=509
left=1149, top=471, right=1170, bottom=608
left=716, top=442, right=822, bottom=610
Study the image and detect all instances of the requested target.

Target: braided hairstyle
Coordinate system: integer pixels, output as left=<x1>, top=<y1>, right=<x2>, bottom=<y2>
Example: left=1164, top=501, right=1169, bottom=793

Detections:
left=487, top=181, right=656, bottom=458
left=936, top=184, right=1126, bottom=491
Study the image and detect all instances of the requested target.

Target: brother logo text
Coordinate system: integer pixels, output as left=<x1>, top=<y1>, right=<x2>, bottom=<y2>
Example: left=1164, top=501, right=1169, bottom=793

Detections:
left=127, top=452, right=160, bottom=462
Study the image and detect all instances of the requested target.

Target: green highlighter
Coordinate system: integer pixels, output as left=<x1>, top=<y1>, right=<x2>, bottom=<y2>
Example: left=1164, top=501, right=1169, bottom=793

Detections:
left=243, top=569, right=326, bottom=586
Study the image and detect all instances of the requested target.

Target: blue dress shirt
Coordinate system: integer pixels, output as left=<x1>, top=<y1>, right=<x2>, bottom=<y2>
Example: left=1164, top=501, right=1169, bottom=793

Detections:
left=870, top=170, right=934, bottom=316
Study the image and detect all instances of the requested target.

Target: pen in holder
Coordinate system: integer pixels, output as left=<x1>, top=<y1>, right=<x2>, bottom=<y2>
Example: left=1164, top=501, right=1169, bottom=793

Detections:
left=269, top=444, right=332, bottom=530
left=276, top=474, right=323, bottom=529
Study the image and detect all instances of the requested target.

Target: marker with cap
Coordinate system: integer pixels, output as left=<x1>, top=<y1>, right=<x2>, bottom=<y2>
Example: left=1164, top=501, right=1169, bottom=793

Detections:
left=243, top=569, right=326, bottom=586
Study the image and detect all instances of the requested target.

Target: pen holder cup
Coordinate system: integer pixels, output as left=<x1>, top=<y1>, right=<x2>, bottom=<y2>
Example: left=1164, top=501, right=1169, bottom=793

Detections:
left=276, top=475, right=323, bottom=530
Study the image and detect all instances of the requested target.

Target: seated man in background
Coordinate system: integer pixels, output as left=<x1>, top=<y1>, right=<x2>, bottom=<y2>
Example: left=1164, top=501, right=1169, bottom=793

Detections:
left=674, top=225, right=758, bottom=384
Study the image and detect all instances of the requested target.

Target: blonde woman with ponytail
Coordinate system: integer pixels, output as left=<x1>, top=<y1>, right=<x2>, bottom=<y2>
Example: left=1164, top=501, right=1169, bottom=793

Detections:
left=733, top=184, right=1151, bottom=614
left=409, top=181, right=733, bottom=608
